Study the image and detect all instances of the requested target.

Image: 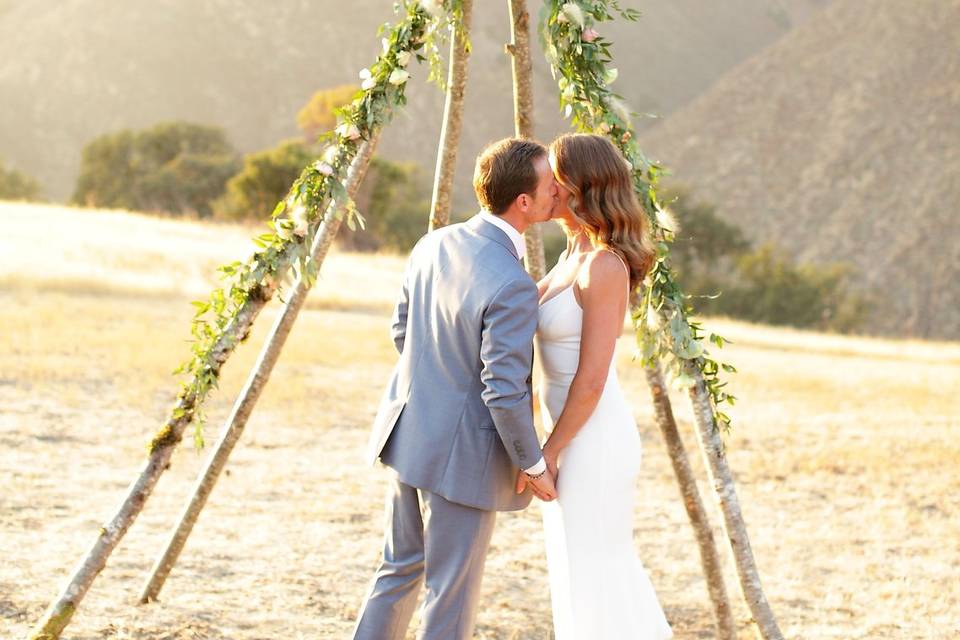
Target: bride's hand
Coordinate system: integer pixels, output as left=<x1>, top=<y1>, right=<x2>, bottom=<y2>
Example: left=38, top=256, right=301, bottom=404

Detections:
left=542, top=442, right=560, bottom=479
left=514, top=467, right=558, bottom=501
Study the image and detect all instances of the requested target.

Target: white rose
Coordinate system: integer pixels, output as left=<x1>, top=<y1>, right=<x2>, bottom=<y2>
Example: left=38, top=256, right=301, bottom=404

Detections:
left=561, top=3, right=585, bottom=29
left=359, top=68, right=376, bottom=90
left=396, top=50, right=412, bottom=67
left=388, top=68, right=410, bottom=86
left=313, top=161, right=334, bottom=176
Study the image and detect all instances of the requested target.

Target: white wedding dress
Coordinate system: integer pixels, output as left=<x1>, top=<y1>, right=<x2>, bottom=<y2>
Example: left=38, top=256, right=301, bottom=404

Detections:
left=536, top=278, right=673, bottom=640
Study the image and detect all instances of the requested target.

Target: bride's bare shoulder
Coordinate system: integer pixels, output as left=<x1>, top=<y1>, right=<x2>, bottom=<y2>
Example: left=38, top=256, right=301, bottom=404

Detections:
left=581, top=249, right=628, bottom=286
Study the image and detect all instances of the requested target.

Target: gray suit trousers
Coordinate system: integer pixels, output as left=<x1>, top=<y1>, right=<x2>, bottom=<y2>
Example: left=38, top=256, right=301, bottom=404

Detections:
left=353, top=471, right=497, bottom=640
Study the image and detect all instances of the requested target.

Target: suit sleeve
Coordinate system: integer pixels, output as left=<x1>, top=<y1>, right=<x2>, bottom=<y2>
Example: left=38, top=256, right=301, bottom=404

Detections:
left=390, top=274, right=409, bottom=355
left=479, top=276, right=543, bottom=470
left=390, top=237, right=423, bottom=354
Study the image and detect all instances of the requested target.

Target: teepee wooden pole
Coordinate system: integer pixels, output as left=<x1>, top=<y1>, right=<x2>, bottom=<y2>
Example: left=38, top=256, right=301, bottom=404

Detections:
left=644, top=363, right=737, bottom=639
left=137, top=134, right=380, bottom=604
left=506, top=0, right=547, bottom=280
left=27, top=228, right=311, bottom=640
left=688, top=369, right=784, bottom=640
left=27, top=140, right=377, bottom=640
left=429, top=0, right=473, bottom=231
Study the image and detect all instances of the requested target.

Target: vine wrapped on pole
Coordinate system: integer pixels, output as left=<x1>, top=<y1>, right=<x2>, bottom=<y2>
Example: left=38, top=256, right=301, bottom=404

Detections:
left=539, top=0, right=736, bottom=432
left=138, top=133, right=381, bottom=604
left=540, top=3, right=783, bottom=638
left=28, top=3, right=453, bottom=638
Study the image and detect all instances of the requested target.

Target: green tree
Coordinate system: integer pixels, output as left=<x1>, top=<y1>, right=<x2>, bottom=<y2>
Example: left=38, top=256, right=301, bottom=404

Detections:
left=664, top=188, right=750, bottom=279
left=73, top=122, right=238, bottom=217
left=296, top=84, right=360, bottom=142
left=0, top=160, right=42, bottom=200
left=710, top=244, right=871, bottom=332
left=213, top=139, right=314, bottom=222
left=663, top=187, right=870, bottom=332
left=344, top=157, right=431, bottom=252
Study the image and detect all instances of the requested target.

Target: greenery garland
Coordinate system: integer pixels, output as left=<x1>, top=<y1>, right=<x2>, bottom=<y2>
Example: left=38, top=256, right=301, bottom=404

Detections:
left=154, top=0, right=736, bottom=453
left=540, top=0, right=737, bottom=434
left=152, top=1, right=462, bottom=451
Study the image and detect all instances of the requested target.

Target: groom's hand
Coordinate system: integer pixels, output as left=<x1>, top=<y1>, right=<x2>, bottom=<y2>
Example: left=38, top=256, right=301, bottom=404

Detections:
left=515, top=468, right=557, bottom=501
left=529, top=469, right=557, bottom=501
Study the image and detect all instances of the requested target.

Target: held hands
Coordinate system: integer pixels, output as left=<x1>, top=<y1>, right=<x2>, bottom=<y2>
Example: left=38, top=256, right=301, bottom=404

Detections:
left=515, top=442, right=561, bottom=501
left=515, top=467, right=558, bottom=501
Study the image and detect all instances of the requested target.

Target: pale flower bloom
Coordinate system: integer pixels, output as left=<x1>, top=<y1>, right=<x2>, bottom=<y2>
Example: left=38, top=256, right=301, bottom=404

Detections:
left=389, top=68, right=410, bottom=85
left=561, top=3, right=586, bottom=29
left=646, top=305, right=661, bottom=331
left=313, top=161, right=334, bottom=176
left=335, top=123, right=361, bottom=140
left=606, top=95, right=632, bottom=124
left=581, top=27, right=599, bottom=42
left=290, top=205, right=309, bottom=237
left=322, top=145, right=339, bottom=163
left=396, top=50, right=412, bottom=67
left=418, top=0, right=443, bottom=17
left=359, top=68, right=376, bottom=90
left=656, top=207, right=677, bottom=233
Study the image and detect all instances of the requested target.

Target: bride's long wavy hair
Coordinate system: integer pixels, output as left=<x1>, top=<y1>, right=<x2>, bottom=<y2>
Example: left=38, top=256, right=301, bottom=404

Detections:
left=549, top=134, right=655, bottom=291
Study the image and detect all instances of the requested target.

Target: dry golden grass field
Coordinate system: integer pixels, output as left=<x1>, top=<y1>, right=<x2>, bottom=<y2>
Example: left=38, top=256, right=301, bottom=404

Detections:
left=1, top=202, right=958, bottom=639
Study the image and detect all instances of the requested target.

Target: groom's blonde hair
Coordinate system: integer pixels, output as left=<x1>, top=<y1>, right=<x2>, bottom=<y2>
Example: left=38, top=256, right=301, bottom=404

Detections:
left=473, top=138, right=546, bottom=215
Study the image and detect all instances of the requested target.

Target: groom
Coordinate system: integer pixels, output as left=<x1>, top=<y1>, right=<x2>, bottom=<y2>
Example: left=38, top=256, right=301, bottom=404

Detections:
left=353, top=138, right=559, bottom=639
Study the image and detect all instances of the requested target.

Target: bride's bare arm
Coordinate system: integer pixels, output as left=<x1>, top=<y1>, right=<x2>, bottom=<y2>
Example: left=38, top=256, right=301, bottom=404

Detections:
left=542, top=251, right=628, bottom=465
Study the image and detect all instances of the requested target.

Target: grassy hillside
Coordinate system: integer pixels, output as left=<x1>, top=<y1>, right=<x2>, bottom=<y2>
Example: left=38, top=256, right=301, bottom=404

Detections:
left=1, top=202, right=957, bottom=638
left=640, top=0, right=960, bottom=339
left=0, top=0, right=828, bottom=204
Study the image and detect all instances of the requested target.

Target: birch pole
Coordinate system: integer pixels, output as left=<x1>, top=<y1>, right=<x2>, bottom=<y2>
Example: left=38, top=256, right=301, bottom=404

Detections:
left=429, top=0, right=473, bottom=231
left=645, top=363, right=737, bottom=639
left=30, top=7, right=430, bottom=633
left=27, top=145, right=374, bottom=640
left=506, top=0, right=547, bottom=280
left=137, top=135, right=380, bottom=604
left=689, top=369, right=784, bottom=640
left=27, top=216, right=311, bottom=640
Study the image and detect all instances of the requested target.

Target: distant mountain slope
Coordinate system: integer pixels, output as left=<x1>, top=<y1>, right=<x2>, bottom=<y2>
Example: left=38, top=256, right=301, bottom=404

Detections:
left=640, top=0, right=960, bottom=339
left=0, top=0, right=827, bottom=204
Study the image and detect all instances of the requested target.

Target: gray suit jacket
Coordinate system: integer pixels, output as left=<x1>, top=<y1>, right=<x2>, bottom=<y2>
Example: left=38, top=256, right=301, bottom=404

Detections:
left=365, top=213, right=542, bottom=512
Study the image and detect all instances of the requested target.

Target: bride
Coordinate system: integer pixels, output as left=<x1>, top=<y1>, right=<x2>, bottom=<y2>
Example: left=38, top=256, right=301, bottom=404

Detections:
left=526, top=133, right=673, bottom=639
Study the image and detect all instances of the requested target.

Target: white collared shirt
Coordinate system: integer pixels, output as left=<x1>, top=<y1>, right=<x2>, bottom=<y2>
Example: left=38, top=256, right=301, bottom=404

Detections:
left=479, top=210, right=526, bottom=261
left=477, top=210, right=546, bottom=477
